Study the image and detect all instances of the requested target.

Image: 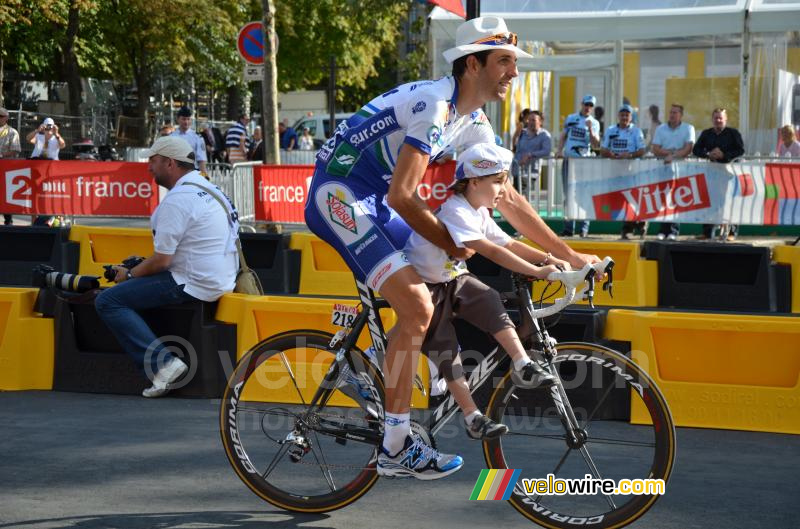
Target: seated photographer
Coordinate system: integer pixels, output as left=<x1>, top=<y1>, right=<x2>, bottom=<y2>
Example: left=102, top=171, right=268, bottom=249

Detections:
left=95, top=136, right=239, bottom=398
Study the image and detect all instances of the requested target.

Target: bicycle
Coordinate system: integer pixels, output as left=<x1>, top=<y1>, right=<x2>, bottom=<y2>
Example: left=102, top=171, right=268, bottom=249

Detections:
left=220, top=258, right=676, bottom=528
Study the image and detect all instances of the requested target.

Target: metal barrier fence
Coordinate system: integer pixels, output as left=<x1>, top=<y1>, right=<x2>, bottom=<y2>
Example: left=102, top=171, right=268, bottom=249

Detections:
left=209, top=162, right=258, bottom=225
left=279, top=149, right=317, bottom=165
left=515, top=157, right=565, bottom=218
left=3, top=109, right=111, bottom=159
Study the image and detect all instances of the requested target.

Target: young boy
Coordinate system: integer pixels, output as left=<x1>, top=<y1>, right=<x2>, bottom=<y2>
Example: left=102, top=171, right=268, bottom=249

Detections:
left=404, top=143, right=567, bottom=440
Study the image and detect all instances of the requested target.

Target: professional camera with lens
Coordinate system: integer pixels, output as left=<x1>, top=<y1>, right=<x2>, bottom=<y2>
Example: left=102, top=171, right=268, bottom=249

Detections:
left=31, top=264, right=100, bottom=293
left=102, top=256, right=145, bottom=282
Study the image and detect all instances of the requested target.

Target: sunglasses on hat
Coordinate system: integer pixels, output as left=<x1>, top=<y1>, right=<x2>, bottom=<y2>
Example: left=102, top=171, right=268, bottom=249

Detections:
left=473, top=32, right=518, bottom=47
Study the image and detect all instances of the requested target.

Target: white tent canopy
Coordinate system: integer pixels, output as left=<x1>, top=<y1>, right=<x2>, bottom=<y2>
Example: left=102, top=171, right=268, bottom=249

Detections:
left=430, top=1, right=800, bottom=43
left=429, top=0, right=800, bottom=154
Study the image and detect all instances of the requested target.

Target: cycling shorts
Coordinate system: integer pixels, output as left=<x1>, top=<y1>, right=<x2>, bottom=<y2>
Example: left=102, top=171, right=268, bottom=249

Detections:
left=304, top=162, right=413, bottom=292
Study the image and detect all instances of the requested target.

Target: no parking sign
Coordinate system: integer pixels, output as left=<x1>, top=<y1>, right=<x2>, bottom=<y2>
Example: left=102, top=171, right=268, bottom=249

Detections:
left=237, top=21, right=278, bottom=65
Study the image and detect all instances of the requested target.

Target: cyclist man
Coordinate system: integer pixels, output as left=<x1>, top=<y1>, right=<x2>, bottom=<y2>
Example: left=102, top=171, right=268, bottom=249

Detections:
left=304, top=16, right=598, bottom=480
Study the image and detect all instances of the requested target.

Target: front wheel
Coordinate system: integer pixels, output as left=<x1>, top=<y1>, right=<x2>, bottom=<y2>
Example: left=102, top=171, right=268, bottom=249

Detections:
left=483, top=342, right=676, bottom=529
left=220, top=330, right=385, bottom=513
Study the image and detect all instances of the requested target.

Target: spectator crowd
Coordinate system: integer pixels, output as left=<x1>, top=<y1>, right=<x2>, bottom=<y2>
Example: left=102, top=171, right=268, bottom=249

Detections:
left=510, top=97, right=799, bottom=241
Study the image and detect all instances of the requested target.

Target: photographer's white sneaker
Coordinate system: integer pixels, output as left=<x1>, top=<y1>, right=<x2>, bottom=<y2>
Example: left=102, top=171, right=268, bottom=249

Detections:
left=142, top=357, right=188, bottom=398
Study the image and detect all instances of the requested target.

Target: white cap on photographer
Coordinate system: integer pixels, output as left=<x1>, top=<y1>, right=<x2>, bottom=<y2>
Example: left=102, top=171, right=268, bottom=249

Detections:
left=42, top=117, right=55, bottom=127
left=447, top=143, right=513, bottom=188
left=143, top=135, right=196, bottom=164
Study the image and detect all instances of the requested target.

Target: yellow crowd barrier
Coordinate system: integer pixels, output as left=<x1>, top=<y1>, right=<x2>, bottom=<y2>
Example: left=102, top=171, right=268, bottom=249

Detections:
left=605, top=309, right=800, bottom=434
left=289, top=232, right=357, bottom=297
left=0, top=288, right=54, bottom=390
left=773, top=245, right=800, bottom=313
left=68, top=225, right=153, bottom=285
left=216, top=293, right=429, bottom=408
left=527, top=240, right=658, bottom=307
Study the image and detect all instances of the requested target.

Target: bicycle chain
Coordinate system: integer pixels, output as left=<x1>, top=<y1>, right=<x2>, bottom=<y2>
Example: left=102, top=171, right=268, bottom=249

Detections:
left=264, top=407, right=382, bottom=471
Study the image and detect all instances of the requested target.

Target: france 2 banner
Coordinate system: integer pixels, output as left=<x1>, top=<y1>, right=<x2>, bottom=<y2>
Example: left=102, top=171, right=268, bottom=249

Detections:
left=0, top=160, right=157, bottom=216
left=566, top=159, right=800, bottom=225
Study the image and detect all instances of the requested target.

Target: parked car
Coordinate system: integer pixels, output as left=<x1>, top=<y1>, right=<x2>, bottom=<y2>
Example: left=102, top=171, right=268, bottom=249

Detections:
left=292, top=112, right=353, bottom=148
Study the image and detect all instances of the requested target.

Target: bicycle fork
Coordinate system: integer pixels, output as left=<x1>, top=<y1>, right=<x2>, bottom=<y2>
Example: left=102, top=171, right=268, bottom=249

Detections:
left=535, top=324, right=617, bottom=510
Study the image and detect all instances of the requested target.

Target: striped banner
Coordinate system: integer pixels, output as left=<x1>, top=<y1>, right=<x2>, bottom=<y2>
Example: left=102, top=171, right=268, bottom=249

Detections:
left=469, top=469, right=521, bottom=501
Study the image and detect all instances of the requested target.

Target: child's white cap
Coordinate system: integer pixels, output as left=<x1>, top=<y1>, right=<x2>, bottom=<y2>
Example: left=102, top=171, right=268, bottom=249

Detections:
left=448, top=143, right=513, bottom=189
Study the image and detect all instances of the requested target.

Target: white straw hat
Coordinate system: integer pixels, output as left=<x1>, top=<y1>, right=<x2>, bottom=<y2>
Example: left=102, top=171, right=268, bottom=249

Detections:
left=443, top=16, right=532, bottom=63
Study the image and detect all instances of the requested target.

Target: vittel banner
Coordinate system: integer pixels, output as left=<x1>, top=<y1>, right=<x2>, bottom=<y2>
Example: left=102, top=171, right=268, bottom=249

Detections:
left=566, top=159, right=800, bottom=225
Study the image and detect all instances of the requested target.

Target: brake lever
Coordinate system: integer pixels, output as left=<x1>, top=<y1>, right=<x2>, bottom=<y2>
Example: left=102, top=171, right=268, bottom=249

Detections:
left=602, top=261, right=615, bottom=298
left=582, top=268, right=597, bottom=308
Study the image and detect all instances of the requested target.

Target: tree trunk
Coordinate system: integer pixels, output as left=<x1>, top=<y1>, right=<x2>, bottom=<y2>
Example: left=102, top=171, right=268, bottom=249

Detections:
left=0, top=51, right=4, bottom=107
left=226, top=85, right=242, bottom=121
left=64, top=2, right=83, bottom=140
left=64, top=3, right=82, bottom=115
left=262, top=0, right=280, bottom=164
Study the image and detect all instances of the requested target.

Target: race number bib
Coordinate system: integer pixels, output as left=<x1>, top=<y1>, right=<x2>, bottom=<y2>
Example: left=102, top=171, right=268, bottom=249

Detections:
left=331, top=303, right=358, bottom=327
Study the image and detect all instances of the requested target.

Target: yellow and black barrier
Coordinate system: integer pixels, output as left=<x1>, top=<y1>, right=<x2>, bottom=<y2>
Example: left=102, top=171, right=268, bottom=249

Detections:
left=215, top=292, right=429, bottom=408
left=605, top=309, right=800, bottom=434
left=289, top=232, right=357, bottom=297
left=68, top=225, right=154, bottom=286
left=773, top=245, right=800, bottom=314
left=0, top=288, right=54, bottom=390
left=527, top=239, right=658, bottom=307
left=0, top=226, right=79, bottom=287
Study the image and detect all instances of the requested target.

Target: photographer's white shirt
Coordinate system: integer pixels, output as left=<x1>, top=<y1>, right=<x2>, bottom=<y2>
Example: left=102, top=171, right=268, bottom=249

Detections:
left=405, top=194, right=511, bottom=284
left=31, top=133, right=60, bottom=159
left=151, top=171, right=239, bottom=301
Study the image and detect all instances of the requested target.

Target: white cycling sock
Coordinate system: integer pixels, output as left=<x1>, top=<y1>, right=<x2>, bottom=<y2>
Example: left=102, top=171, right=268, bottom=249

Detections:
left=464, top=410, right=482, bottom=426
left=383, top=412, right=411, bottom=455
left=513, top=356, right=532, bottom=371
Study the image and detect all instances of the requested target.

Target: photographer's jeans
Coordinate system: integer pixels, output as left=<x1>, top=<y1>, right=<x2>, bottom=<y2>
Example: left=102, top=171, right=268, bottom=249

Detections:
left=95, top=271, right=196, bottom=375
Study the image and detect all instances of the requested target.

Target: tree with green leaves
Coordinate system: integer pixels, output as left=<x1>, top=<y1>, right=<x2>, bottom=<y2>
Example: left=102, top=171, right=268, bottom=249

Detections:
left=269, top=0, right=428, bottom=110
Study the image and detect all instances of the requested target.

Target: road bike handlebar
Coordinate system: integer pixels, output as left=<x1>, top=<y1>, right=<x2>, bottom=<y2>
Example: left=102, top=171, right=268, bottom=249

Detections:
left=527, top=257, right=615, bottom=319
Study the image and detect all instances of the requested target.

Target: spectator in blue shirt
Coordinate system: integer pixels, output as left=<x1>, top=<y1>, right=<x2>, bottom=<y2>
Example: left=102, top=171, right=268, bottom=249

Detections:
left=601, top=105, right=646, bottom=239
left=558, top=94, right=601, bottom=237
left=278, top=120, right=297, bottom=150
left=512, top=110, right=551, bottom=191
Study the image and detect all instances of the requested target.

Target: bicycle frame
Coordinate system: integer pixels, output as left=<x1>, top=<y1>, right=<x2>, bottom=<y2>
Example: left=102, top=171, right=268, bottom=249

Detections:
left=311, top=276, right=562, bottom=443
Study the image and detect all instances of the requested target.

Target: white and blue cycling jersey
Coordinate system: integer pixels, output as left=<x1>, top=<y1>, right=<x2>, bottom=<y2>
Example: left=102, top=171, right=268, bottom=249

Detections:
left=562, top=112, right=599, bottom=158
left=602, top=123, right=646, bottom=155
left=304, top=76, right=495, bottom=291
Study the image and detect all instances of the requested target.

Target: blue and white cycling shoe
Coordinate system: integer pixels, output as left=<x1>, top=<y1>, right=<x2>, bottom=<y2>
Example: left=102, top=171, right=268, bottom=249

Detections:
left=377, top=434, right=463, bottom=480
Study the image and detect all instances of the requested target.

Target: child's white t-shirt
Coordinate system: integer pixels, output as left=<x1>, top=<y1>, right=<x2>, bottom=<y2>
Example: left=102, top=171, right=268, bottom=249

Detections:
left=404, top=193, right=511, bottom=283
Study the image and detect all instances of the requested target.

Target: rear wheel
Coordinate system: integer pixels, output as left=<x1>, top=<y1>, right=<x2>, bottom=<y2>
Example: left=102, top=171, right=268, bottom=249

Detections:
left=483, top=342, right=675, bottom=528
left=220, top=330, right=384, bottom=513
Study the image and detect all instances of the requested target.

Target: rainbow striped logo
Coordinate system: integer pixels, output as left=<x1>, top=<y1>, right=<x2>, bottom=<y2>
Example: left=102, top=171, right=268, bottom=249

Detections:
left=469, top=469, right=521, bottom=500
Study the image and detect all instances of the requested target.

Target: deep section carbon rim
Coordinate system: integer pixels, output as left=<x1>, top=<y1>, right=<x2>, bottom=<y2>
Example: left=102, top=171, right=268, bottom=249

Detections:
left=483, top=342, right=675, bottom=529
left=220, top=330, right=384, bottom=513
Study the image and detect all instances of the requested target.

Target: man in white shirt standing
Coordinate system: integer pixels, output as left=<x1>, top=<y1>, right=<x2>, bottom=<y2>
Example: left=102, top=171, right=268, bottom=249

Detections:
left=171, top=106, right=208, bottom=176
left=27, top=117, right=65, bottom=160
left=650, top=103, right=695, bottom=240
left=0, top=107, right=21, bottom=225
left=95, top=136, right=239, bottom=397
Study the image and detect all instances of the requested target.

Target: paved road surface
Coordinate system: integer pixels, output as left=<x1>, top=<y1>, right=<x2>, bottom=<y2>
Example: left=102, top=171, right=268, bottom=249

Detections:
left=0, top=391, right=797, bottom=528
